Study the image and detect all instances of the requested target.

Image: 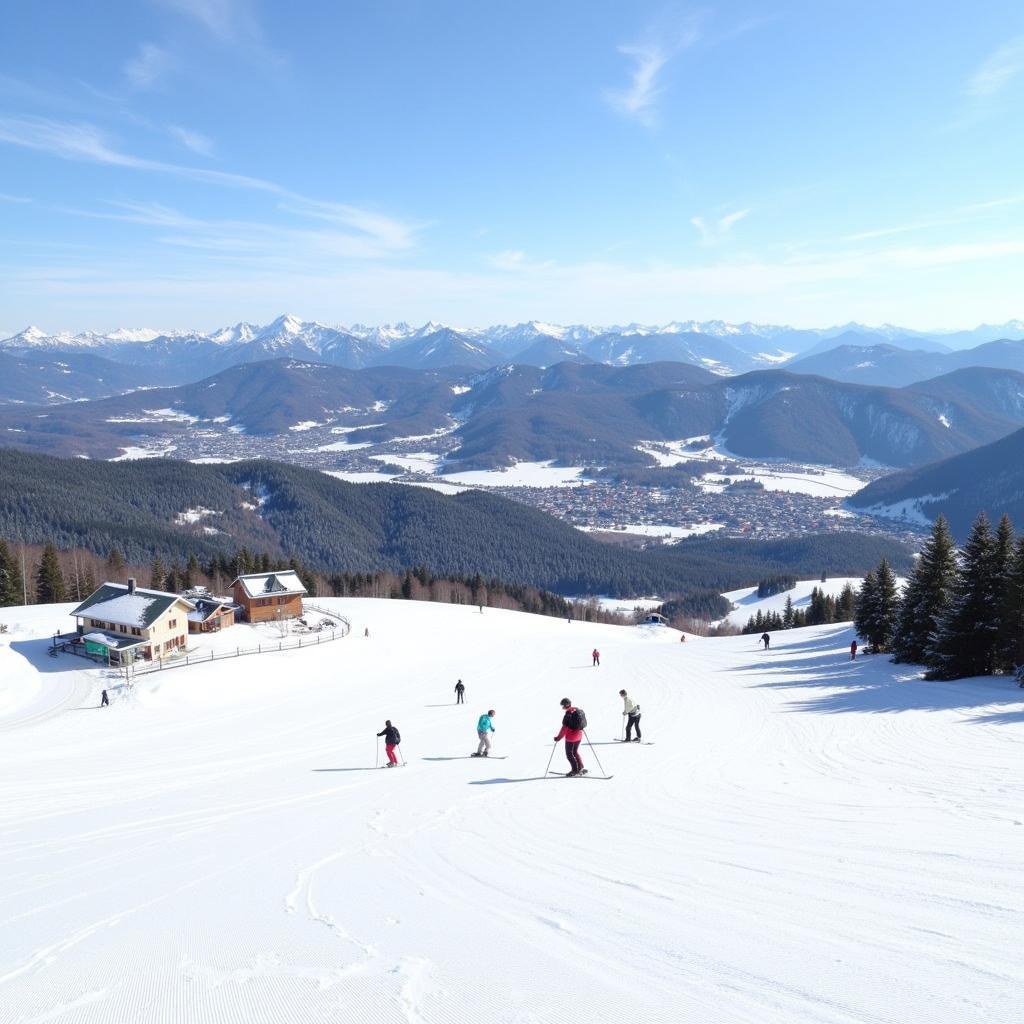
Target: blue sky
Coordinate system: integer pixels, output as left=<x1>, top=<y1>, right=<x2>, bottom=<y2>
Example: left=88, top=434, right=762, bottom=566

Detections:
left=2, top=0, right=1024, bottom=332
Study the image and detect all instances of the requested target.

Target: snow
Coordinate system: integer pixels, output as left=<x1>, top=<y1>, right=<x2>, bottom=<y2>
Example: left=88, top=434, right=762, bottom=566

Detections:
left=174, top=507, right=221, bottom=525
left=439, top=460, right=591, bottom=488
left=73, top=592, right=159, bottom=627
left=938, top=413, right=951, bottom=428
left=315, top=439, right=373, bottom=452
left=1, top=597, right=1022, bottom=1022
left=699, top=466, right=865, bottom=498
left=720, top=577, right=864, bottom=627
left=862, top=493, right=953, bottom=527
left=110, top=445, right=177, bottom=461
left=577, top=522, right=723, bottom=541
left=370, top=451, right=443, bottom=473
left=289, top=420, right=322, bottom=432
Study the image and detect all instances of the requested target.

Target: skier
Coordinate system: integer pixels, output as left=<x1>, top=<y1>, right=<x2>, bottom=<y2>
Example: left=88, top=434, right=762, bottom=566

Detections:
left=364, top=627, right=369, bottom=638
left=455, top=679, right=465, bottom=704
left=473, top=709, right=495, bottom=756
left=761, top=632, right=771, bottom=650
left=619, top=689, right=641, bottom=741
left=100, top=689, right=109, bottom=707
left=376, top=720, right=402, bottom=767
left=850, top=639, right=858, bottom=661
left=554, top=697, right=587, bottom=776
left=592, top=648, right=601, bottom=667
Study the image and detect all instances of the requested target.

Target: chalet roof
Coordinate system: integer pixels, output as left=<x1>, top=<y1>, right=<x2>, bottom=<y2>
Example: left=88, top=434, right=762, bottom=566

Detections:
left=187, top=597, right=241, bottom=623
left=232, top=571, right=307, bottom=599
left=72, top=583, right=194, bottom=629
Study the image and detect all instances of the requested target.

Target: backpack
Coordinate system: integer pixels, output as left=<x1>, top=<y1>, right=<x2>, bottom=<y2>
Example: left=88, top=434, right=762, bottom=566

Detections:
left=565, top=707, right=587, bottom=731
left=392, top=728, right=401, bottom=744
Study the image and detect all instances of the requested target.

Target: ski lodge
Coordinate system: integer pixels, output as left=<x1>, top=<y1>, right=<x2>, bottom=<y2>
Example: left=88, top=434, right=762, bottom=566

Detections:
left=68, top=578, right=193, bottom=664
left=231, top=571, right=307, bottom=623
left=187, top=595, right=242, bottom=633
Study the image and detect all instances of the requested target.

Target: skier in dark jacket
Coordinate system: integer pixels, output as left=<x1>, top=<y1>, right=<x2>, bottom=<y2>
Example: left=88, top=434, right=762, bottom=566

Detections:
left=554, top=697, right=587, bottom=776
left=455, top=679, right=465, bottom=704
left=100, top=689, right=109, bottom=707
left=377, top=721, right=401, bottom=767
left=761, top=632, right=771, bottom=650
left=850, top=639, right=858, bottom=661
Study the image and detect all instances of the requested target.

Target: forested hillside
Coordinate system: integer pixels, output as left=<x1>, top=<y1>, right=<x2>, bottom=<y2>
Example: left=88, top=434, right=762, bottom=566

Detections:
left=0, top=449, right=912, bottom=613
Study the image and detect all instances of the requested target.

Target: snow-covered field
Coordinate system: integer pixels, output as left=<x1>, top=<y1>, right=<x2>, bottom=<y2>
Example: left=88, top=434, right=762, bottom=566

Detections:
left=1, top=599, right=1022, bottom=1023
left=577, top=522, right=724, bottom=541
left=720, top=577, right=865, bottom=627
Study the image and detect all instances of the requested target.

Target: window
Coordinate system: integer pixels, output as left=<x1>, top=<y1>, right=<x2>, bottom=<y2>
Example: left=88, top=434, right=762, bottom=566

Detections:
left=131, top=627, right=141, bottom=636
left=168, top=618, right=177, bottom=629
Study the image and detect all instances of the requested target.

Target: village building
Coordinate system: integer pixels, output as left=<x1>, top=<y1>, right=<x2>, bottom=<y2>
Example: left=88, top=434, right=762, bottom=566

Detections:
left=187, top=596, right=241, bottom=634
left=231, top=571, right=307, bottom=623
left=69, top=579, right=193, bottom=664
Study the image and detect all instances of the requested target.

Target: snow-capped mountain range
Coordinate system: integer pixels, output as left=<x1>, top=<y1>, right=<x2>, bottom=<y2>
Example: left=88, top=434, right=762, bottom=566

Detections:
left=1, top=314, right=1022, bottom=386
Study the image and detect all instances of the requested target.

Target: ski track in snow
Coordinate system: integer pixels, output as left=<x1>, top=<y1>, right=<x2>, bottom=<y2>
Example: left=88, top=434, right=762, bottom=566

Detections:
left=0, top=599, right=1022, bottom=1022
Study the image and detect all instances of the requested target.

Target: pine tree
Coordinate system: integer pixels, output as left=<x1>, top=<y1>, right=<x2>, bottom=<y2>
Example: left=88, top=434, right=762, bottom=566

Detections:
left=928, top=512, right=1001, bottom=680
left=35, top=543, right=67, bottom=604
left=837, top=582, right=856, bottom=621
left=854, top=561, right=899, bottom=652
left=854, top=568, right=877, bottom=646
left=150, top=555, right=166, bottom=591
left=992, top=514, right=1016, bottom=672
left=0, top=539, right=25, bottom=607
left=891, top=515, right=957, bottom=665
left=782, top=594, right=794, bottom=629
left=106, top=548, right=125, bottom=576
left=1000, top=534, right=1024, bottom=673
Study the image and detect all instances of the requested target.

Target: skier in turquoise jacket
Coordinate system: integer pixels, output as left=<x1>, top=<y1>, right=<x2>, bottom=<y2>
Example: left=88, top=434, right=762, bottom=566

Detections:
left=473, top=710, right=496, bottom=757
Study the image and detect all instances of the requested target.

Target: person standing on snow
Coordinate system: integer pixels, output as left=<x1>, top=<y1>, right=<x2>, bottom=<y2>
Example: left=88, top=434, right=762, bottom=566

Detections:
left=592, top=648, right=600, bottom=667
left=554, top=697, right=587, bottom=776
left=850, top=639, right=858, bottom=661
left=455, top=679, right=465, bottom=704
left=761, top=632, right=771, bottom=650
left=377, top=720, right=402, bottom=767
left=619, top=689, right=641, bottom=741
left=100, top=689, right=109, bottom=707
left=473, top=709, right=495, bottom=756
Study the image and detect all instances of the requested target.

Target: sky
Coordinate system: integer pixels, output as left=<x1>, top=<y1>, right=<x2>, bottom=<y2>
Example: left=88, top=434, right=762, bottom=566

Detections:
left=1, top=0, right=1024, bottom=333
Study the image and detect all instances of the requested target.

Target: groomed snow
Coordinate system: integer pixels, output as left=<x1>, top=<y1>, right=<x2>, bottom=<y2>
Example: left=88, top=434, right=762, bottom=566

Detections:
left=439, top=460, right=591, bottom=488
left=699, top=467, right=864, bottom=498
left=720, top=577, right=864, bottom=627
left=1, top=599, right=1021, bottom=1022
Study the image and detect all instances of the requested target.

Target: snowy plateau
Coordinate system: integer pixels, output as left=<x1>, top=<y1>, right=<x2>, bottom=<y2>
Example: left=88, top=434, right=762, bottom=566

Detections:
left=1, top=598, right=1021, bottom=1023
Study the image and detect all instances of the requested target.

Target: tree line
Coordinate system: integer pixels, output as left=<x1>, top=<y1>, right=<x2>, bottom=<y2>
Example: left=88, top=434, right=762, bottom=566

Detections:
left=854, top=512, right=1024, bottom=680
left=742, top=583, right=856, bottom=634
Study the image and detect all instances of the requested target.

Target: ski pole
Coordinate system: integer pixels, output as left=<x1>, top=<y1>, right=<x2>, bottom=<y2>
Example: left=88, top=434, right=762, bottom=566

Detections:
left=376, top=736, right=380, bottom=769
left=582, top=730, right=608, bottom=778
left=621, top=716, right=626, bottom=742
left=397, top=744, right=406, bottom=767
left=544, top=740, right=558, bottom=776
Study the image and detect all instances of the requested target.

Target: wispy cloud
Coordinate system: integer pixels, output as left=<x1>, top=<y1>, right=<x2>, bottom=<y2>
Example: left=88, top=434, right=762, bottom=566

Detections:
left=155, top=0, right=282, bottom=63
left=605, top=45, right=672, bottom=127
left=0, top=192, right=32, bottom=204
left=168, top=125, right=214, bottom=156
left=604, top=13, right=702, bottom=127
left=690, top=208, right=750, bottom=243
left=123, top=42, right=174, bottom=88
left=967, top=34, right=1024, bottom=97
left=0, top=115, right=420, bottom=263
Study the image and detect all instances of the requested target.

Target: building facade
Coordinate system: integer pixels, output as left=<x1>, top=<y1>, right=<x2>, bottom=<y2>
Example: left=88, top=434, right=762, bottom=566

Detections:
left=231, top=571, right=308, bottom=623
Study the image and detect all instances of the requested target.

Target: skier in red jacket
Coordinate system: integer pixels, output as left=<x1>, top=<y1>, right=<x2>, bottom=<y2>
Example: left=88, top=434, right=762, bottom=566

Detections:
left=592, top=648, right=600, bottom=667
left=554, top=697, right=587, bottom=776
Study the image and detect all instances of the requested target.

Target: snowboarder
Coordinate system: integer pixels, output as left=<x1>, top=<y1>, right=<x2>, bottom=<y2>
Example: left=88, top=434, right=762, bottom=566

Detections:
left=100, top=689, right=109, bottom=707
left=850, top=639, right=858, bottom=661
left=554, top=697, right=587, bottom=776
left=761, top=632, right=771, bottom=650
left=619, top=689, right=641, bottom=741
left=455, top=679, right=465, bottom=704
left=473, top=709, right=495, bottom=756
left=592, top=648, right=600, bottom=667
left=377, top=720, right=401, bottom=767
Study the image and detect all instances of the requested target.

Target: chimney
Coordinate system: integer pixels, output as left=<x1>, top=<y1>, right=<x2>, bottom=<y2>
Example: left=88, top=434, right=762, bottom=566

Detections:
left=127, top=577, right=136, bottom=595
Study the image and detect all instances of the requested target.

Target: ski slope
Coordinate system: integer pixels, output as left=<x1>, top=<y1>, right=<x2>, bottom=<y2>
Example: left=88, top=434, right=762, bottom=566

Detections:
left=721, top=577, right=864, bottom=627
left=1, top=599, right=1022, bottom=1023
